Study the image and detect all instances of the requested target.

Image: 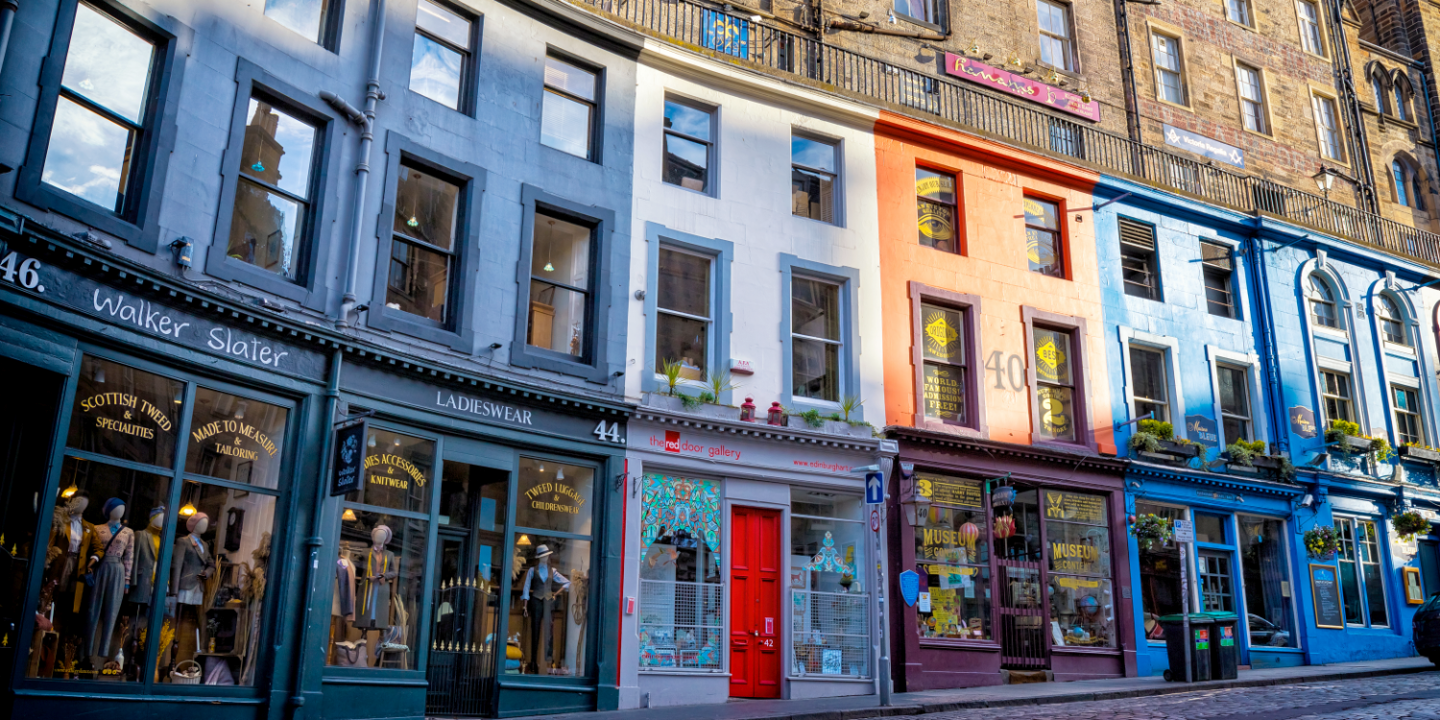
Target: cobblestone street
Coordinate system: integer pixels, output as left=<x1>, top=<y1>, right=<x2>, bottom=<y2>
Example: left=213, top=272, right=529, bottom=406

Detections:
left=869, top=671, right=1440, bottom=720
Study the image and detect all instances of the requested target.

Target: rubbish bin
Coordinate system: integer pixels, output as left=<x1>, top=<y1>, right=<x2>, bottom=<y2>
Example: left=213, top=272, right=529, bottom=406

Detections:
left=1206, top=612, right=1239, bottom=680
left=1159, top=613, right=1213, bottom=682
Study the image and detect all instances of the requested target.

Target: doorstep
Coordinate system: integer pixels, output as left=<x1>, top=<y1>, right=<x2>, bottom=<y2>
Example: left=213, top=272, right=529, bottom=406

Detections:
left=484, top=657, right=1437, bottom=720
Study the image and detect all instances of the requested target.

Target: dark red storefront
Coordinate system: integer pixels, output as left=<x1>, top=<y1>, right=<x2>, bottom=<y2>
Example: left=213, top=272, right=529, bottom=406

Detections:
left=885, top=429, right=1136, bottom=690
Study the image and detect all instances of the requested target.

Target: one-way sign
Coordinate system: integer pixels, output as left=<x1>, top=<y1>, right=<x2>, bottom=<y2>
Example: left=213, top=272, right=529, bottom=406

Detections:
left=865, top=472, right=884, bottom=504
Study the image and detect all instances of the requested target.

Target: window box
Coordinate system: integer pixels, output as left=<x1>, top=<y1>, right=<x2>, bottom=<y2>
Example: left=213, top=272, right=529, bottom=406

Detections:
left=1224, top=461, right=1261, bottom=477
left=1397, top=445, right=1440, bottom=464
left=1333, top=434, right=1372, bottom=454
left=1156, top=440, right=1201, bottom=459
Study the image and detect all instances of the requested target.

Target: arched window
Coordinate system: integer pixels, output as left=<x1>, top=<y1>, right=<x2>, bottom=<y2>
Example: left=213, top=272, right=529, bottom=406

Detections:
left=1373, top=74, right=1390, bottom=114
left=1394, top=84, right=1410, bottom=121
left=1394, top=160, right=1412, bottom=207
left=1308, top=275, right=1341, bottom=330
left=1378, top=294, right=1408, bottom=345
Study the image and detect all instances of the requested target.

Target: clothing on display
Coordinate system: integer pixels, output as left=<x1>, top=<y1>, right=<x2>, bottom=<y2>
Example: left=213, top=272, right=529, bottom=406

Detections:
left=356, top=526, right=399, bottom=630
left=335, top=555, right=356, bottom=621
left=172, top=514, right=214, bottom=606
left=127, top=508, right=165, bottom=605
left=46, top=503, right=95, bottom=613
left=86, top=518, right=134, bottom=658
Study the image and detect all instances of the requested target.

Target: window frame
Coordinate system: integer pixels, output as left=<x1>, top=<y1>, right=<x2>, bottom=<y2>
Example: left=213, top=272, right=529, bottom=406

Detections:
left=1393, top=78, right=1411, bottom=122
left=1201, top=240, right=1239, bottom=319
left=1215, top=362, right=1253, bottom=443
left=1024, top=192, right=1068, bottom=279
left=1311, top=91, right=1346, bottom=162
left=790, top=130, right=844, bottom=226
left=916, top=165, right=963, bottom=254
left=260, top=0, right=344, bottom=49
left=510, top=184, right=618, bottom=382
left=910, top=282, right=986, bottom=436
left=205, top=60, right=341, bottom=311
left=366, top=132, right=486, bottom=350
left=1319, top=368, right=1355, bottom=426
left=16, top=0, right=185, bottom=252
left=1376, top=292, right=1410, bottom=346
left=1306, top=274, right=1344, bottom=332
left=780, top=254, right=861, bottom=413
left=1334, top=515, right=1391, bottom=628
left=1149, top=30, right=1189, bottom=107
left=1120, top=330, right=1187, bottom=436
left=1036, top=0, right=1076, bottom=73
left=637, top=473, right=726, bottom=674
left=661, top=94, right=718, bottom=196
left=540, top=50, right=604, bottom=163
left=1233, top=61, right=1271, bottom=135
left=1129, top=344, right=1172, bottom=425
left=1117, top=216, right=1161, bottom=301
left=1390, top=382, right=1424, bottom=446
left=1206, top=346, right=1266, bottom=447
left=1022, top=307, right=1096, bottom=452
left=641, top=222, right=734, bottom=399
left=893, top=0, right=944, bottom=32
left=789, top=492, right=872, bottom=678
left=1226, top=0, right=1254, bottom=26
left=1296, top=0, right=1328, bottom=58
left=407, top=0, right=480, bottom=114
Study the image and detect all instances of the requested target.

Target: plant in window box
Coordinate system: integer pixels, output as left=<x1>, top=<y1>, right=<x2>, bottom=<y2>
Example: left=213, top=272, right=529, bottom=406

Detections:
left=1392, top=510, right=1431, bottom=541
left=1303, top=525, right=1339, bottom=560
left=1324, top=420, right=1389, bottom=460
left=1129, top=512, right=1174, bottom=551
left=1128, top=419, right=1199, bottom=462
left=1398, top=442, right=1440, bottom=464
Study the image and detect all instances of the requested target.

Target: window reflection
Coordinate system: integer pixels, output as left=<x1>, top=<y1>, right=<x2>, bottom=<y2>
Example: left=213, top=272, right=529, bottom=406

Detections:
left=527, top=214, right=595, bottom=359
left=227, top=98, right=318, bottom=281
left=67, top=356, right=183, bottom=469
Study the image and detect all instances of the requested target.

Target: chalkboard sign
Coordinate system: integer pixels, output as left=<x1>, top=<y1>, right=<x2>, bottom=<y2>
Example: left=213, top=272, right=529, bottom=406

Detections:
left=330, top=419, right=368, bottom=496
left=1310, top=564, right=1344, bottom=629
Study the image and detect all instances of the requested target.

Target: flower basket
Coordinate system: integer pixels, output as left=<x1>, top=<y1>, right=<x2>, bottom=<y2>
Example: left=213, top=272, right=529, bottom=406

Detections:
left=1304, top=526, right=1339, bottom=561
left=1131, top=513, right=1174, bottom=551
left=1392, top=510, right=1431, bottom=540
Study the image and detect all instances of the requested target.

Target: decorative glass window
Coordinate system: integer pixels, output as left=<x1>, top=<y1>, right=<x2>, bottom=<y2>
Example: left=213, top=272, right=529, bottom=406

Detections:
left=791, top=276, right=843, bottom=402
left=1118, top=217, right=1160, bottom=300
left=1238, top=516, right=1298, bottom=648
left=638, top=475, right=723, bottom=671
left=663, top=97, right=714, bottom=193
left=1393, top=385, right=1423, bottom=446
left=655, top=247, right=712, bottom=382
left=1227, top=0, right=1253, bottom=25
left=1032, top=325, right=1077, bottom=442
left=1336, top=517, right=1389, bottom=627
left=1320, top=370, right=1354, bottom=425
left=1217, top=364, right=1252, bottom=443
left=227, top=97, right=319, bottom=281
left=1136, top=502, right=1184, bottom=641
left=912, top=475, right=990, bottom=641
left=1037, top=0, right=1074, bottom=72
left=1151, top=33, right=1186, bottom=105
left=792, top=133, right=840, bottom=224
left=1313, top=94, right=1345, bottom=161
left=1298, top=0, right=1325, bottom=55
left=1378, top=294, right=1408, bottom=344
left=1201, top=241, right=1236, bottom=318
left=409, top=0, right=474, bottom=111
left=527, top=212, right=595, bottom=359
left=1129, top=345, right=1169, bottom=424
left=921, top=304, right=967, bottom=423
left=1045, top=490, right=1115, bottom=647
left=791, top=489, right=870, bottom=677
left=1235, top=63, right=1268, bottom=134
left=386, top=163, right=461, bottom=323
left=916, top=167, right=959, bottom=253
left=1024, top=196, right=1065, bottom=278
left=541, top=55, right=599, bottom=160
left=1308, top=275, right=1340, bottom=329
left=264, top=0, right=334, bottom=44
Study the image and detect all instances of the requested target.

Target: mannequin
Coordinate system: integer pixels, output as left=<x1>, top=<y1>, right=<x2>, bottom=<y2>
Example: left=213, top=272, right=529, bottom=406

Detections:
left=334, top=542, right=356, bottom=622
left=355, top=526, right=398, bottom=629
left=127, top=506, right=165, bottom=605
left=86, top=497, right=134, bottom=658
left=46, top=490, right=95, bottom=613
left=519, top=544, right=569, bottom=674
left=171, top=513, right=214, bottom=606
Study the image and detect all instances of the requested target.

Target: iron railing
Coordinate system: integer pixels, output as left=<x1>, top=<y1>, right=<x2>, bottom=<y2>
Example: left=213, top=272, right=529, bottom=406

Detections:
left=576, top=0, right=1440, bottom=268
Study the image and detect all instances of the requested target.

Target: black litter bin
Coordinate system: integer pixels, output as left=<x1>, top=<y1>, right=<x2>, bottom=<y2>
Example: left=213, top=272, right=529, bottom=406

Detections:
left=1159, top=613, right=1213, bottom=682
left=1206, top=612, right=1239, bottom=680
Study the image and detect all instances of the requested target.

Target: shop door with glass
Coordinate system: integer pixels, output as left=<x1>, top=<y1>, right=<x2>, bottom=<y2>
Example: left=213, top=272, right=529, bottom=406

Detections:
left=995, top=489, right=1048, bottom=669
left=730, top=506, right=781, bottom=698
left=426, top=454, right=509, bottom=718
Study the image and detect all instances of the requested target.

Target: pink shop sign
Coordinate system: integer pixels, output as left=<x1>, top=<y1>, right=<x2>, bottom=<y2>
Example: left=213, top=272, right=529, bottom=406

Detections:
left=942, top=53, right=1101, bottom=122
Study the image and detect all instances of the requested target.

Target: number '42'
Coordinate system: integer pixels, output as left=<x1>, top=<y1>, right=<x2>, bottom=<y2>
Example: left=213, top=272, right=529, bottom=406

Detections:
left=0, top=251, right=43, bottom=292
left=593, top=420, right=622, bottom=443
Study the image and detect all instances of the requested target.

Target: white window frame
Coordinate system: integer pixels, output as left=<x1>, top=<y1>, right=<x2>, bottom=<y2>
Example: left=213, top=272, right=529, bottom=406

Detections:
left=1311, top=91, right=1346, bottom=162
left=1389, top=379, right=1425, bottom=447
left=1296, top=0, right=1327, bottom=57
left=1037, top=0, right=1076, bottom=73
left=790, top=274, right=846, bottom=406
left=1234, top=62, right=1269, bottom=135
left=1150, top=31, right=1188, bottom=106
left=1118, top=329, right=1184, bottom=430
left=637, top=471, right=728, bottom=674
left=654, top=244, right=717, bottom=385
left=1206, top=346, right=1266, bottom=447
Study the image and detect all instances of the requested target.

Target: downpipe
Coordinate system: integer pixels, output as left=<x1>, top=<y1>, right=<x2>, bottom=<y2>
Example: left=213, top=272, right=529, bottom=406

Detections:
left=0, top=0, right=18, bottom=82
left=327, top=0, right=387, bottom=330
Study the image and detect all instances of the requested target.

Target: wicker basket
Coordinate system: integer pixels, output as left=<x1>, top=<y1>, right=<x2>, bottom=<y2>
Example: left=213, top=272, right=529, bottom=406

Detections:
left=170, top=659, right=201, bottom=685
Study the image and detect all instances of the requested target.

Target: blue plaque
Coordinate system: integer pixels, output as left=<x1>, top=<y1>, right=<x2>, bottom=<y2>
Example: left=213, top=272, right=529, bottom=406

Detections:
left=1184, top=414, right=1220, bottom=449
left=899, top=569, right=920, bottom=607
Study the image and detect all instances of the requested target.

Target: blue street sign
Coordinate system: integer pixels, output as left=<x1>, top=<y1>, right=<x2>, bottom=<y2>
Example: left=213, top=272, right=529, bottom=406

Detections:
left=865, top=472, right=884, bottom=505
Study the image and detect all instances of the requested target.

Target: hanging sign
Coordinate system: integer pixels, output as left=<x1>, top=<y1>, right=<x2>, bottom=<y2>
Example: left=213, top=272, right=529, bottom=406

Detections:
left=702, top=10, right=748, bottom=57
left=1290, top=406, right=1318, bottom=439
left=941, top=53, right=1101, bottom=121
left=899, top=569, right=920, bottom=607
left=1185, top=414, right=1220, bottom=449
left=1044, top=491, right=1108, bottom=524
left=330, top=420, right=368, bottom=496
left=992, top=485, right=1016, bottom=508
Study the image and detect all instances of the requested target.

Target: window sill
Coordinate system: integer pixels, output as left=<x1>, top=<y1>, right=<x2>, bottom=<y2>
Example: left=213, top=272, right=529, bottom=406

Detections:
left=1248, top=645, right=1304, bottom=653
left=1313, top=325, right=1349, bottom=341
left=1226, top=18, right=1258, bottom=32
left=791, top=212, right=844, bottom=229
left=1383, top=343, right=1417, bottom=356
left=1154, top=97, right=1194, bottom=113
left=368, top=303, right=472, bottom=352
left=639, top=669, right=729, bottom=676
left=204, top=253, right=323, bottom=310
left=1303, top=50, right=1332, bottom=64
left=510, top=343, right=610, bottom=383
left=14, top=181, right=152, bottom=251
left=1037, top=62, right=1084, bottom=84
left=892, top=12, right=944, bottom=33
left=1241, top=126, right=1274, bottom=141
left=661, top=180, right=716, bottom=199
left=789, top=674, right=875, bottom=682
left=918, top=638, right=1001, bottom=651
left=1050, top=644, right=1121, bottom=655
left=916, top=417, right=986, bottom=439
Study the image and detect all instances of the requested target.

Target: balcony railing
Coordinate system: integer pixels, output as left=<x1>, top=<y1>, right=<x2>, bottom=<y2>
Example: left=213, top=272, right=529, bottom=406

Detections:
left=576, top=0, right=1440, bottom=268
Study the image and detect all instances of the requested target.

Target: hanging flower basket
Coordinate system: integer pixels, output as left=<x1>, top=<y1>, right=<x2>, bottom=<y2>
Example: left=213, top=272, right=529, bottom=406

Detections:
left=1131, top=513, right=1174, bottom=551
left=1392, top=510, right=1431, bottom=541
left=1304, top=525, right=1339, bottom=560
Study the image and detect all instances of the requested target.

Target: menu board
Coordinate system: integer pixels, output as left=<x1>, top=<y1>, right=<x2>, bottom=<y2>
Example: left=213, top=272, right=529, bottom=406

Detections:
left=1310, top=564, right=1344, bottom=629
left=916, top=474, right=983, bottom=508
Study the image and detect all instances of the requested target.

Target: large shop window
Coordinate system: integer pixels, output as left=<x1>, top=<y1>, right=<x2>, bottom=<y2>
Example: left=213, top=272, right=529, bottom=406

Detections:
left=508, top=458, right=594, bottom=677
left=1336, top=516, right=1389, bottom=628
left=1238, top=516, right=1298, bottom=648
left=29, top=356, right=288, bottom=688
left=1045, top=491, right=1115, bottom=647
left=791, top=489, right=870, bottom=678
left=1136, top=502, right=1184, bottom=640
left=1032, top=325, right=1078, bottom=443
left=638, top=474, right=723, bottom=671
left=331, top=429, right=434, bottom=670
left=913, top=475, right=991, bottom=642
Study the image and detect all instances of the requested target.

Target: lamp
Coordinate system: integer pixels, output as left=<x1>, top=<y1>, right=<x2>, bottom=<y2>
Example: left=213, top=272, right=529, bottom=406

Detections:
left=1313, top=166, right=1339, bottom=198
left=518, top=534, right=532, bottom=547
left=368, top=433, right=377, bottom=448
left=740, top=397, right=757, bottom=422
left=61, top=483, right=79, bottom=499
left=342, top=508, right=358, bottom=522
left=179, top=502, right=197, bottom=517
left=901, top=490, right=932, bottom=527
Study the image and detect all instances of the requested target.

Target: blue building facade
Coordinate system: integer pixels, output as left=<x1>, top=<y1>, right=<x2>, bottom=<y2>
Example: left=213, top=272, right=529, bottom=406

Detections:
left=1096, top=176, right=1440, bottom=677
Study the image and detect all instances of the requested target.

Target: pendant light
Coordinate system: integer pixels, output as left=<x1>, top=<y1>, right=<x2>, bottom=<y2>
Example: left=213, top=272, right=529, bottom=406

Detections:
left=518, top=534, right=532, bottom=547
left=94, top=363, right=105, bottom=384
left=368, top=433, right=378, bottom=448
left=543, top=220, right=556, bottom=273
left=342, top=508, right=358, bottom=522
left=407, top=216, right=420, bottom=228
left=234, top=401, right=248, bottom=420
left=556, top=467, right=565, bottom=481
left=61, top=483, right=79, bottom=499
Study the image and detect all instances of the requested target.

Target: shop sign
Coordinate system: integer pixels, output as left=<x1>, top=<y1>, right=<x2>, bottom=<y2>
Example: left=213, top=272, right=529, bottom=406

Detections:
left=365, top=451, right=428, bottom=491
left=822, top=648, right=842, bottom=675
left=523, top=478, right=586, bottom=516
left=1049, top=539, right=1103, bottom=575
left=1037, top=385, right=1072, bottom=439
left=330, top=420, right=367, bottom=496
left=0, top=250, right=325, bottom=378
left=899, top=569, right=920, bottom=607
left=1195, top=490, right=1240, bottom=503
left=1185, top=414, right=1219, bottom=449
left=992, top=485, right=1016, bottom=508
left=1044, top=491, right=1107, bottom=524
left=915, top=474, right=982, bottom=508
left=1289, top=406, right=1317, bottom=439
left=922, top=364, right=965, bottom=422
left=78, top=390, right=174, bottom=440
left=639, top=427, right=862, bottom=474
left=1162, top=124, right=1245, bottom=168
left=941, top=53, right=1101, bottom=122
left=915, top=177, right=956, bottom=247
left=190, top=418, right=280, bottom=462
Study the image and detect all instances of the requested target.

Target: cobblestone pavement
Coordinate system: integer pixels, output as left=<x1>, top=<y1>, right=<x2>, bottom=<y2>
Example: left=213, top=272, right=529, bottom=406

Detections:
left=868, top=671, right=1440, bottom=720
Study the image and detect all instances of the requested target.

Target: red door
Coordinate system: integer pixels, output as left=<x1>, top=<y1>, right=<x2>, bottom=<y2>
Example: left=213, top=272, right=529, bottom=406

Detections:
left=730, top=506, right=782, bottom=698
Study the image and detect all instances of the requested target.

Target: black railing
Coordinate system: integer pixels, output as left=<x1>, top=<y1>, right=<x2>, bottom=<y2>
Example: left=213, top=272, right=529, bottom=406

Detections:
left=577, top=0, right=1440, bottom=268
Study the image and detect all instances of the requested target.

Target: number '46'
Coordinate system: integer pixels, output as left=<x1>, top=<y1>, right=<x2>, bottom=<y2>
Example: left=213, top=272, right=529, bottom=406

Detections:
left=0, top=252, right=42, bottom=291
left=593, top=420, right=622, bottom=443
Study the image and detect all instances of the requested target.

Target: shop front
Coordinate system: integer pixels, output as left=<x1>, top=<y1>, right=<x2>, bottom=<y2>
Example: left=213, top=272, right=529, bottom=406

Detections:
left=617, top=409, right=890, bottom=708
left=884, top=429, right=1133, bottom=691
left=319, top=359, right=629, bottom=720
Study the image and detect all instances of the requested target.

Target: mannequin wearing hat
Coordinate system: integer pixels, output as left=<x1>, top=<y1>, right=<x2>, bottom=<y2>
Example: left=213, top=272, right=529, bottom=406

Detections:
left=355, top=525, right=399, bottom=630
left=126, top=506, right=165, bottom=606
left=85, top=497, right=134, bottom=659
left=46, top=489, right=96, bottom=614
left=519, top=544, right=570, bottom=674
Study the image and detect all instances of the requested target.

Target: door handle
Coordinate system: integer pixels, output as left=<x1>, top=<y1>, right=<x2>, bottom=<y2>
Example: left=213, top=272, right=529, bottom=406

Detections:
left=752, top=630, right=759, bottom=636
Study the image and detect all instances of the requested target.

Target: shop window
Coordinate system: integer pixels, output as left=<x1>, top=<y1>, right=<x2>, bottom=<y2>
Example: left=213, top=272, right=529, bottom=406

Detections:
left=791, top=489, right=870, bottom=676
left=343, top=429, right=434, bottom=515
left=792, top=133, right=840, bottom=224
left=1032, top=325, right=1078, bottom=443
left=1320, top=369, right=1354, bottom=425
left=263, top=0, right=338, bottom=45
left=1238, top=516, right=1298, bottom=648
left=1336, top=517, right=1389, bottom=627
left=541, top=54, right=600, bottom=160
left=1194, top=512, right=1228, bottom=544
left=1024, top=195, right=1065, bottom=278
left=1136, top=502, right=1184, bottom=641
left=916, top=167, right=959, bottom=253
left=1118, top=217, right=1160, bottom=300
left=1393, top=385, right=1424, bottom=446
left=663, top=97, right=715, bottom=194
left=67, top=356, right=184, bottom=468
left=638, top=474, right=723, bottom=671
left=1037, top=0, right=1075, bottom=72
left=1198, top=551, right=1235, bottom=612
left=226, top=96, right=320, bottom=282
left=912, top=475, right=990, bottom=641
left=1044, top=490, right=1114, bottom=647
left=1201, top=241, right=1236, bottom=319
left=920, top=303, right=969, bottom=424
left=655, top=247, right=713, bottom=382
left=508, top=458, right=594, bottom=676
left=385, top=162, right=462, bottom=324
left=791, top=276, right=844, bottom=402
left=184, top=387, right=288, bottom=489
left=1129, top=345, right=1170, bottom=424
left=409, top=0, right=475, bottom=112
left=1217, top=364, right=1252, bottom=443
left=527, top=212, right=596, bottom=360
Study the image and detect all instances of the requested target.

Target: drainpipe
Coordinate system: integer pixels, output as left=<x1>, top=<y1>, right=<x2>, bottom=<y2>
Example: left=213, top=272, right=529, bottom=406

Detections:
left=325, top=0, right=387, bottom=330
left=0, top=1, right=19, bottom=97
left=1415, top=69, right=1440, bottom=201
left=1111, top=0, right=1143, bottom=144
left=1246, top=231, right=1289, bottom=454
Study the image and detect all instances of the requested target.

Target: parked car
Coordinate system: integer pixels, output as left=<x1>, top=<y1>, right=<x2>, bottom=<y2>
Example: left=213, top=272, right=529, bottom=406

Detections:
left=1247, top=613, right=1291, bottom=647
left=1415, top=591, right=1440, bottom=665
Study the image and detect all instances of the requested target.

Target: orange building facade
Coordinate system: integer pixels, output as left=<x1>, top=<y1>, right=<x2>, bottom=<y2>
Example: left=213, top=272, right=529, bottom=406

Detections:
left=875, top=112, right=1137, bottom=690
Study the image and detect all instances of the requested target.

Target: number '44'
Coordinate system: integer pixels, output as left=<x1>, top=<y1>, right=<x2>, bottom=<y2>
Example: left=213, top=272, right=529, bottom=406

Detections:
left=593, top=420, right=622, bottom=443
left=0, top=252, right=43, bottom=291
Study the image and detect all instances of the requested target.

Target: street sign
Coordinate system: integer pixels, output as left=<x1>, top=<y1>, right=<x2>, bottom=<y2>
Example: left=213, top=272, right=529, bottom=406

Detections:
left=865, top=471, right=884, bottom=505
left=871, top=509, right=881, bottom=532
left=1174, top=519, right=1194, bottom=543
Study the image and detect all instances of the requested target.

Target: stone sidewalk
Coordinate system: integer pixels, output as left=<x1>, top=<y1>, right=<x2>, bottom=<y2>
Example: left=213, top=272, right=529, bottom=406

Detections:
left=500, top=657, right=1437, bottom=720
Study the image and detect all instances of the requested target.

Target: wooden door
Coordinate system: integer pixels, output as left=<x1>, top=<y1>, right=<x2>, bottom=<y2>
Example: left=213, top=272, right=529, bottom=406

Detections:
left=729, top=506, right=782, bottom=698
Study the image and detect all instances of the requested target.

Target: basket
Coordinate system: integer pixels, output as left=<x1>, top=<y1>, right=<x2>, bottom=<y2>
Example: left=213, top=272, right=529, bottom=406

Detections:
left=170, top=659, right=202, bottom=685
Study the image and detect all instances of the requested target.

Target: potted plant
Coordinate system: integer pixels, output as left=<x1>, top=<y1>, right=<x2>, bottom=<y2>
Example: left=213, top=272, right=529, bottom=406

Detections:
left=1398, top=443, right=1440, bottom=464
left=1222, top=439, right=1267, bottom=475
left=643, top=359, right=691, bottom=412
left=1128, top=419, right=1200, bottom=462
left=1304, top=525, right=1340, bottom=560
left=1393, top=510, right=1431, bottom=541
left=695, top=370, right=742, bottom=421
left=1131, top=512, right=1174, bottom=551
left=1326, top=420, right=1374, bottom=455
